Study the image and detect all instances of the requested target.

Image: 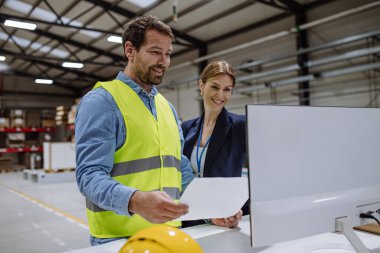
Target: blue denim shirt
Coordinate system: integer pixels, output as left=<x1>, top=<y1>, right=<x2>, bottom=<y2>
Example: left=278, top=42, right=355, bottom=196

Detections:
left=75, top=71, right=194, bottom=245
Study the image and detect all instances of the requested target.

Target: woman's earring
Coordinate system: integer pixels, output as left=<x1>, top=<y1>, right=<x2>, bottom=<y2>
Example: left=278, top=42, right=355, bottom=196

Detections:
left=200, top=91, right=204, bottom=96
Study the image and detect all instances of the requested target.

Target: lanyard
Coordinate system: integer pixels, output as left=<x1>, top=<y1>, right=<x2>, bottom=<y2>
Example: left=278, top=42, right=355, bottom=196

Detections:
left=196, top=124, right=211, bottom=178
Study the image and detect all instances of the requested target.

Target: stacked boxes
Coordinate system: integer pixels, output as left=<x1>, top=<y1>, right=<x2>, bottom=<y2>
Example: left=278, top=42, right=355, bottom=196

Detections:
left=6, top=133, right=25, bottom=148
left=67, top=104, right=78, bottom=125
left=25, top=110, right=41, bottom=128
left=0, top=117, right=9, bottom=128
left=10, top=109, right=26, bottom=128
left=0, top=157, right=13, bottom=171
left=55, top=106, right=69, bottom=126
left=67, top=99, right=79, bottom=143
left=41, top=109, right=56, bottom=127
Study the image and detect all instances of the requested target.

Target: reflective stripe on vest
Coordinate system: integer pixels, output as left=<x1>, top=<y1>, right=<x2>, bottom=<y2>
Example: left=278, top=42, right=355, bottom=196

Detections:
left=86, top=80, right=182, bottom=238
left=110, top=155, right=180, bottom=177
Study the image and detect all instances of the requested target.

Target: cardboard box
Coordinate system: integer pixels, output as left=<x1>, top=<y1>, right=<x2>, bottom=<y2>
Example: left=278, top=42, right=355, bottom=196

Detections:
left=10, top=118, right=25, bottom=128
left=26, top=111, right=41, bottom=128
left=10, top=109, right=25, bottom=118
left=42, top=119, right=56, bottom=127
left=0, top=117, right=9, bottom=128
left=0, top=157, right=13, bottom=170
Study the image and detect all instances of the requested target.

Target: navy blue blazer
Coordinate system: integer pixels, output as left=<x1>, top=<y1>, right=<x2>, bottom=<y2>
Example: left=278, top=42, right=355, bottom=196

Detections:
left=182, top=107, right=247, bottom=178
left=181, top=107, right=248, bottom=227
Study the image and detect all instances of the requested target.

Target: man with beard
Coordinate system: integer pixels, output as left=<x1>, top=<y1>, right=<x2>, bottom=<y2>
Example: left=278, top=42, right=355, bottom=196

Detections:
left=75, top=15, right=194, bottom=246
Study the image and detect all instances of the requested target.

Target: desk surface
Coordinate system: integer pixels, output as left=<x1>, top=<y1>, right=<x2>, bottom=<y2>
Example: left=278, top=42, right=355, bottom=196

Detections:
left=64, top=218, right=380, bottom=253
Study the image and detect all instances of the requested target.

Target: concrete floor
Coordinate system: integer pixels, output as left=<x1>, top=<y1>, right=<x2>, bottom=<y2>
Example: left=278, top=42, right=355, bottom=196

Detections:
left=0, top=171, right=90, bottom=253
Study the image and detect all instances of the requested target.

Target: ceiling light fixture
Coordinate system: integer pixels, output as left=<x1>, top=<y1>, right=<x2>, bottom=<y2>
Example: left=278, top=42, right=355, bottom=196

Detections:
left=4, top=19, right=37, bottom=30
left=62, top=62, right=84, bottom=69
left=107, top=36, right=122, bottom=44
left=127, top=0, right=157, bottom=8
left=0, top=56, right=6, bottom=61
left=35, top=79, right=53, bottom=84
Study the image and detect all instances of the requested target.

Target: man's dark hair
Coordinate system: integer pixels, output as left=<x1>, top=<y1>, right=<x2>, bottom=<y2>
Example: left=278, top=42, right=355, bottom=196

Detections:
left=122, top=15, right=175, bottom=61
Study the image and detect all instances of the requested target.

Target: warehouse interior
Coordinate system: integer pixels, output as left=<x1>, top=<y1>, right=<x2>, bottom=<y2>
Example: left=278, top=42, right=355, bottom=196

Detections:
left=0, top=0, right=379, bottom=252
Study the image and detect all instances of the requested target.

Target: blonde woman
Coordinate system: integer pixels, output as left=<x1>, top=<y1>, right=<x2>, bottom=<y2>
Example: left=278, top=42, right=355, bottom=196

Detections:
left=182, top=60, right=247, bottom=228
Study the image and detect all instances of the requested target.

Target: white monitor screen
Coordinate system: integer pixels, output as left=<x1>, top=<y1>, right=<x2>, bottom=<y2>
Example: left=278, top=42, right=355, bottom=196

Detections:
left=246, top=105, right=380, bottom=247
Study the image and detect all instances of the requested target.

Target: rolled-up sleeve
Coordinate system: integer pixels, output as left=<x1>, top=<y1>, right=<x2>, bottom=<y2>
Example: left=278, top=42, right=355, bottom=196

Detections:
left=75, top=88, right=136, bottom=215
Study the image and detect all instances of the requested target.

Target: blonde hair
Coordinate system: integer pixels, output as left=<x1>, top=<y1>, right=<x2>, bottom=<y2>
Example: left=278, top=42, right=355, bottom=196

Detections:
left=200, top=60, right=236, bottom=87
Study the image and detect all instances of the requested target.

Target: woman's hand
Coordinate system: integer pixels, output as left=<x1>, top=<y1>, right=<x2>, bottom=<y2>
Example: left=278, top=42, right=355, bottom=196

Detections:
left=211, top=210, right=243, bottom=228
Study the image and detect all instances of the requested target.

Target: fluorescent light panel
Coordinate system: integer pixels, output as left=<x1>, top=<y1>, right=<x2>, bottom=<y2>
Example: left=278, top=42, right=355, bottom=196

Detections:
left=0, top=56, right=6, bottom=61
left=62, top=62, right=84, bottom=68
left=127, top=0, right=157, bottom=8
left=4, top=19, right=37, bottom=30
left=107, top=36, right=122, bottom=44
left=35, top=79, right=53, bottom=84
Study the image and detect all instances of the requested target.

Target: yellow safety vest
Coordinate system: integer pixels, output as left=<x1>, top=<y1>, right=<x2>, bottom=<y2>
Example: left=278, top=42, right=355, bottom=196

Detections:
left=86, top=80, right=182, bottom=238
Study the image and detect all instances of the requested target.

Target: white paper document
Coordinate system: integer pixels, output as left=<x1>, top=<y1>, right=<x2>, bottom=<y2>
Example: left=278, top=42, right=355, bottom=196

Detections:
left=176, top=177, right=249, bottom=221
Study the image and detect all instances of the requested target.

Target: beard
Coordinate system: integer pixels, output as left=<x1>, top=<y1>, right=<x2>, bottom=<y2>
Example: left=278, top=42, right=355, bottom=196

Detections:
left=135, top=64, right=166, bottom=86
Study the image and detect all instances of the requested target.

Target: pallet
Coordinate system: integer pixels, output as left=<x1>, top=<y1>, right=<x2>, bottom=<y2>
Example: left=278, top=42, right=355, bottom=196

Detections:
left=0, top=168, right=14, bottom=173
left=24, top=169, right=76, bottom=184
left=0, top=166, right=23, bottom=173
left=44, top=168, right=75, bottom=174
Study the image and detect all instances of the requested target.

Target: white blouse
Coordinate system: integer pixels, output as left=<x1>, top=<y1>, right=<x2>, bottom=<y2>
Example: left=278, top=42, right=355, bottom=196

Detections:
left=190, top=145, right=209, bottom=178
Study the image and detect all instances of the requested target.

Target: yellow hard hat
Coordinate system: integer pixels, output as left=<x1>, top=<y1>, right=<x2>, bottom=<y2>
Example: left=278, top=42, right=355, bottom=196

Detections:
left=118, top=225, right=204, bottom=253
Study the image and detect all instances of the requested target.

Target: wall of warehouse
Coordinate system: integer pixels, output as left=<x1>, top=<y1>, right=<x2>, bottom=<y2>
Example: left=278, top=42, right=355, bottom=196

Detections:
left=161, top=0, right=380, bottom=120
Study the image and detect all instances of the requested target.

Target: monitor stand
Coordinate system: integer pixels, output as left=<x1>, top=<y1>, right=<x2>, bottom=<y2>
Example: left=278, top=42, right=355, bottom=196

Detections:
left=336, top=217, right=371, bottom=253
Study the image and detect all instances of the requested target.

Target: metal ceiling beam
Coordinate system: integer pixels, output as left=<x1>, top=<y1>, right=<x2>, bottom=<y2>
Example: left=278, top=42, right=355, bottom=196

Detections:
left=0, top=50, right=123, bottom=68
left=306, top=0, right=335, bottom=10
left=207, top=12, right=290, bottom=44
left=1, top=70, right=81, bottom=96
left=235, top=62, right=380, bottom=94
left=1, top=70, right=91, bottom=88
left=84, top=0, right=136, bottom=18
left=34, top=28, right=124, bottom=63
left=0, top=49, right=102, bottom=89
left=0, top=89, right=78, bottom=99
left=181, top=0, right=257, bottom=33
left=14, top=1, right=80, bottom=83
left=162, top=0, right=213, bottom=23
left=0, top=1, right=41, bottom=64
left=295, top=9, right=310, bottom=105
left=42, top=0, right=64, bottom=24
left=49, top=3, right=123, bottom=82
left=0, top=16, right=125, bottom=64
left=256, top=0, right=290, bottom=11
left=277, top=0, right=303, bottom=12
left=205, top=0, right=335, bottom=46
left=236, top=30, right=380, bottom=70
left=137, top=0, right=167, bottom=15
left=84, top=0, right=206, bottom=48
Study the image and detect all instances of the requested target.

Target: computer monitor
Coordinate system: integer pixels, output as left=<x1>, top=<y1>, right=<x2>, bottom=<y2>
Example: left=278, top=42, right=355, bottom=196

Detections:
left=246, top=105, right=380, bottom=249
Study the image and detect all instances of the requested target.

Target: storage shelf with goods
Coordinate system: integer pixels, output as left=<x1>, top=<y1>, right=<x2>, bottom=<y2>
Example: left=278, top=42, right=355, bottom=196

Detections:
left=0, top=109, right=57, bottom=172
left=0, top=127, right=56, bottom=133
left=55, top=100, right=78, bottom=143
left=0, top=147, right=43, bottom=153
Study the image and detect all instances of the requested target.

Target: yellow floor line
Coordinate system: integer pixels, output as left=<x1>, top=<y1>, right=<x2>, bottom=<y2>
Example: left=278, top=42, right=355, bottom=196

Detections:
left=0, top=181, right=88, bottom=227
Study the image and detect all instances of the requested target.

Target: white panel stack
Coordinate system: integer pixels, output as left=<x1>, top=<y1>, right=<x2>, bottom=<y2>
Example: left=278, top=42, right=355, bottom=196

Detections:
left=43, top=142, right=76, bottom=171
